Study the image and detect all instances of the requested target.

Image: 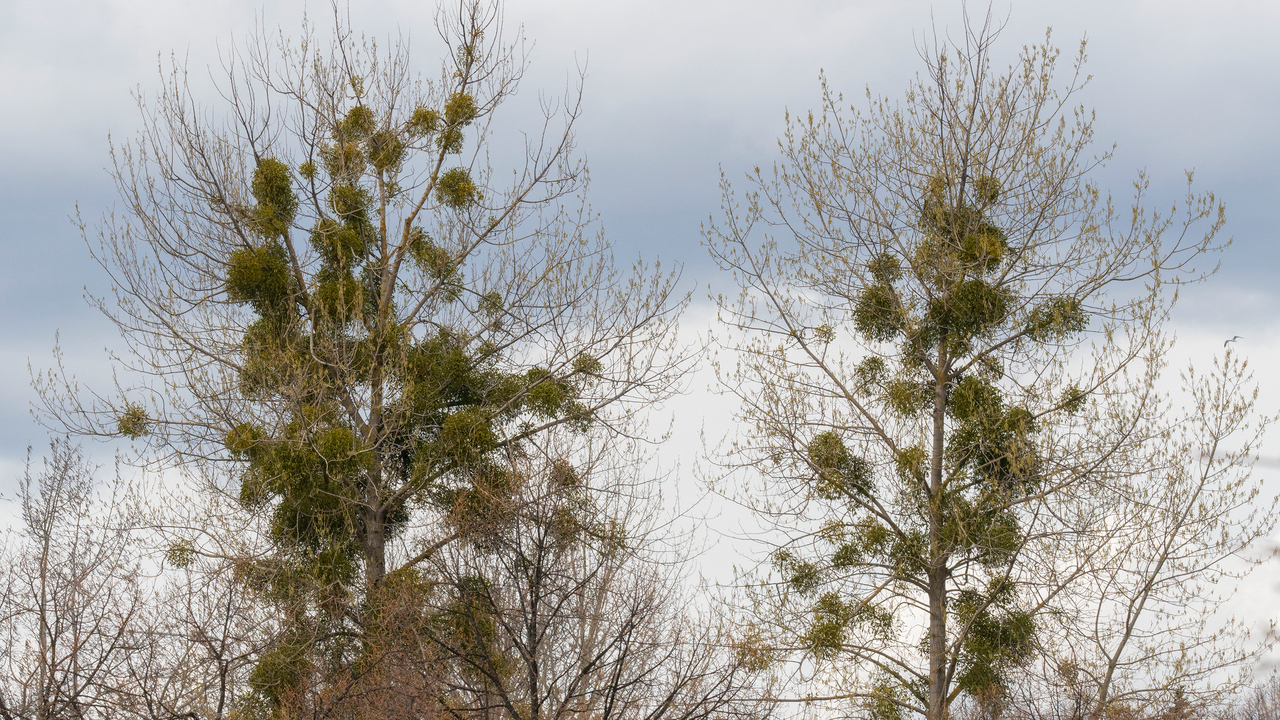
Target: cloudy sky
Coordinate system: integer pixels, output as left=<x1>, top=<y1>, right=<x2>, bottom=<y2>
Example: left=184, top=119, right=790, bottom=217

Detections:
left=2, top=0, right=1279, bottom=630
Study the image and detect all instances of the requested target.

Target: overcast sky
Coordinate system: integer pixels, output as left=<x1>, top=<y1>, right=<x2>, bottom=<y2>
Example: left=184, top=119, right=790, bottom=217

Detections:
left=2, top=0, right=1279, bottom=628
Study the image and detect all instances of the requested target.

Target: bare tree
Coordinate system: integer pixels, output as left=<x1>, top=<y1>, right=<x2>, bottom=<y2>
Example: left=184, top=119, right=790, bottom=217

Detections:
left=112, top=539, right=273, bottom=720
left=423, top=432, right=770, bottom=720
left=0, top=442, right=143, bottom=720
left=1224, top=676, right=1280, bottom=720
left=0, top=444, right=288, bottom=720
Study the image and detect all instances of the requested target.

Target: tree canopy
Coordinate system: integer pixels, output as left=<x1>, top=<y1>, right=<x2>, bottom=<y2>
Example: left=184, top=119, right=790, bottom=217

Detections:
left=36, top=3, right=693, bottom=718
left=23, top=6, right=1276, bottom=720
left=706, top=13, right=1271, bottom=720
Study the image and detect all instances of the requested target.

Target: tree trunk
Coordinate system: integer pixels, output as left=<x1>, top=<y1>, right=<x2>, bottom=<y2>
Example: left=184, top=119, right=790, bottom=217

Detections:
left=928, top=568, right=948, bottom=720
left=927, top=349, right=950, bottom=720
left=364, top=483, right=387, bottom=590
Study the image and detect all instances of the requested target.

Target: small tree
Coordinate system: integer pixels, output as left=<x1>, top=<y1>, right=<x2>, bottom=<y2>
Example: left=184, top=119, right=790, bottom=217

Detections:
left=37, top=2, right=687, bottom=717
left=424, top=433, right=768, bottom=720
left=0, top=447, right=303, bottom=720
left=0, top=443, right=144, bottom=720
left=113, top=524, right=273, bottom=720
left=705, top=13, right=1270, bottom=720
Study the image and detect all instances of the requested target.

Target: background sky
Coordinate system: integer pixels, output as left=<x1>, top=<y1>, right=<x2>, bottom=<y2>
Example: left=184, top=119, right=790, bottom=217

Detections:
left=2, top=0, right=1278, bottom=659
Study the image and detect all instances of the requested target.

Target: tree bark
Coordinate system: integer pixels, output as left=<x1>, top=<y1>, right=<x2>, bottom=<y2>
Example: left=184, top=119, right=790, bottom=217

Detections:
left=364, top=477, right=387, bottom=590
left=927, top=349, right=950, bottom=720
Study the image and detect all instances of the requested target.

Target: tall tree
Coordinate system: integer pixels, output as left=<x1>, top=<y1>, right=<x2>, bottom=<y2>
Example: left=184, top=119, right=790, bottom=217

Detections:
left=704, top=13, right=1271, bottom=720
left=37, top=2, right=687, bottom=716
